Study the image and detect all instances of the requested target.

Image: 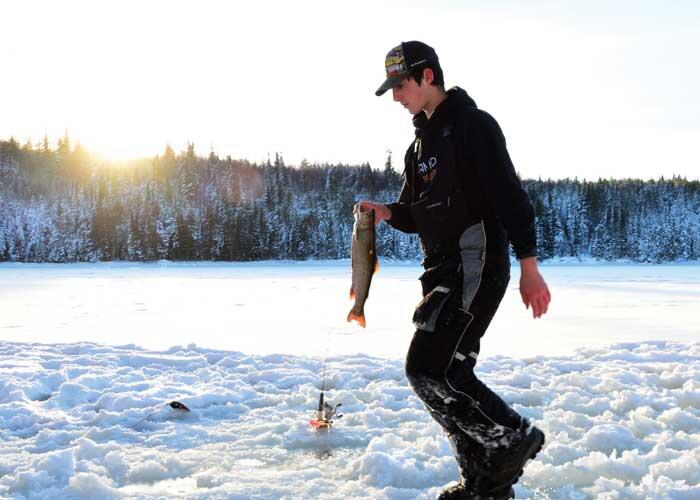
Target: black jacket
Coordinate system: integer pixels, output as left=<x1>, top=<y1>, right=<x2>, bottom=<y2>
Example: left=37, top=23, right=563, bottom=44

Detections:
left=386, top=87, right=537, bottom=261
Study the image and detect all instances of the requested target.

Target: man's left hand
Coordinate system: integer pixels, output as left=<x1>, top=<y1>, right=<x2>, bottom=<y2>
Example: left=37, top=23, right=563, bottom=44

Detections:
left=518, top=257, right=551, bottom=318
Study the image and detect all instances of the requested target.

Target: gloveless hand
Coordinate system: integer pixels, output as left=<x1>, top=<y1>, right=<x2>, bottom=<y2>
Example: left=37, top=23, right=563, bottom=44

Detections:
left=518, top=257, right=551, bottom=318
left=354, top=201, right=391, bottom=225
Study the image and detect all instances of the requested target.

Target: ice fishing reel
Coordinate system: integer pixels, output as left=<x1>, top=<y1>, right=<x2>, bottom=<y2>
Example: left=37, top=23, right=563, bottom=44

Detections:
left=310, top=391, right=342, bottom=430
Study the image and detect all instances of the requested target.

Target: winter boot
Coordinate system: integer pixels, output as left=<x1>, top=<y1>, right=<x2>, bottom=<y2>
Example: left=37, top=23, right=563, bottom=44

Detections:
left=473, top=475, right=517, bottom=499
left=483, top=424, right=545, bottom=488
left=437, top=479, right=514, bottom=499
left=436, top=478, right=473, bottom=499
left=437, top=430, right=515, bottom=500
left=436, top=429, right=480, bottom=499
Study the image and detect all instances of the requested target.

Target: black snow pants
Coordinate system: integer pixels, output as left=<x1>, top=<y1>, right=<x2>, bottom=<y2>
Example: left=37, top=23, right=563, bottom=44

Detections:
left=405, top=247, right=527, bottom=482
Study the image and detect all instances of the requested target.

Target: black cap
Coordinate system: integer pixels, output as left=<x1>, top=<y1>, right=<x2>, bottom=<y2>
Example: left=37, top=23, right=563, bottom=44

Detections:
left=375, top=41, right=439, bottom=96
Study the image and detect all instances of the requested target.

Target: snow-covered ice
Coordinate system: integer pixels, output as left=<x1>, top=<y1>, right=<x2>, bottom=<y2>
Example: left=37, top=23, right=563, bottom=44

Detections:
left=1, top=341, right=699, bottom=499
left=1, top=261, right=699, bottom=499
left=1, top=260, right=698, bottom=359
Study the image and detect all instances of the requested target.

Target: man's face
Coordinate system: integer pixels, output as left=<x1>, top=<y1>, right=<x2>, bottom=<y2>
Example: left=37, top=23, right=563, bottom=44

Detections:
left=391, top=76, right=427, bottom=115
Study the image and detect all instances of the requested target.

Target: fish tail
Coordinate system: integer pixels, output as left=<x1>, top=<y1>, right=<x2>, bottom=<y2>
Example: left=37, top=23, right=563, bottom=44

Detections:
left=346, top=307, right=366, bottom=328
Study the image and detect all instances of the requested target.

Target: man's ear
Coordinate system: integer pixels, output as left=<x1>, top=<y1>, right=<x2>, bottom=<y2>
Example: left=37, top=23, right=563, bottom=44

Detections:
left=423, top=68, right=435, bottom=85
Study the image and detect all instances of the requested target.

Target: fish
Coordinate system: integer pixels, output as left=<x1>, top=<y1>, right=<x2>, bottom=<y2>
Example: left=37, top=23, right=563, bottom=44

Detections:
left=347, top=206, right=378, bottom=328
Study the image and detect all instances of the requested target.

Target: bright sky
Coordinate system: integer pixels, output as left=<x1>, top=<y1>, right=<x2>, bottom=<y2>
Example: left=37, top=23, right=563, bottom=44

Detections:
left=2, top=0, right=699, bottom=180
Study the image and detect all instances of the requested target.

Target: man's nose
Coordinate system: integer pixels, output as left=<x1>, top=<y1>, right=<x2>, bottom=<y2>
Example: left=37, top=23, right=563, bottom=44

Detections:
left=392, top=88, right=400, bottom=101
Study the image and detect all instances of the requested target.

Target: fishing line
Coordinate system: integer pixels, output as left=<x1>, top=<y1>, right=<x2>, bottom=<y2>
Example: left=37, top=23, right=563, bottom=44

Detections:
left=62, top=400, right=190, bottom=452
left=320, top=329, right=332, bottom=393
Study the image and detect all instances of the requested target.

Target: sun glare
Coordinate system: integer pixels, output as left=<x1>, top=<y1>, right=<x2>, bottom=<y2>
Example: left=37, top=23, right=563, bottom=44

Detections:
left=85, top=139, right=161, bottom=163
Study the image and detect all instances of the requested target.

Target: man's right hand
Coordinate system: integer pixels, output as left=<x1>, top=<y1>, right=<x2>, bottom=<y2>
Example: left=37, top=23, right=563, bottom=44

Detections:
left=355, top=201, right=391, bottom=226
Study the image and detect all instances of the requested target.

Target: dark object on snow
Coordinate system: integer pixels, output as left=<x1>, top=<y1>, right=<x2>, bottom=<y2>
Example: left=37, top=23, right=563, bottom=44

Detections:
left=169, top=401, right=190, bottom=412
left=132, top=400, right=191, bottom=428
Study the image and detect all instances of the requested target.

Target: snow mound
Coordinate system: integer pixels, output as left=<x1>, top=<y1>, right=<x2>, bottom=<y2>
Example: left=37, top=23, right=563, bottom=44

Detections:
left=0, top=340, right=699, bottom=499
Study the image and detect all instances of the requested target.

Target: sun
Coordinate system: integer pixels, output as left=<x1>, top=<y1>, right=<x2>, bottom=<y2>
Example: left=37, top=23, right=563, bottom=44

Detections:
left=64, top=121, right=170, bottom=163
left=58, top=86, right=176, bottom=163
left=83, top=136, right=162, bottom=163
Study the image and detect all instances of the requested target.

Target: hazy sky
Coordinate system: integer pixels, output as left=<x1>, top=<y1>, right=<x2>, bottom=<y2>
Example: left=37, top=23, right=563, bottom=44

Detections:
left=2, top=0, right=699, bottom=180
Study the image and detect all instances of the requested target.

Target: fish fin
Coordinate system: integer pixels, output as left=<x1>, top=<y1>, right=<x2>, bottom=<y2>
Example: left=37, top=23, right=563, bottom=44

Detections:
left=346, top=309, right=366, bottom=328
left=350, top=247, right=355, bottom=300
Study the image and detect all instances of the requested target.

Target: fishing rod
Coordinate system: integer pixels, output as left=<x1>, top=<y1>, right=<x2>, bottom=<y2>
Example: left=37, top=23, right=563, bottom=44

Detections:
left=310, top=330, right=342, bottom=430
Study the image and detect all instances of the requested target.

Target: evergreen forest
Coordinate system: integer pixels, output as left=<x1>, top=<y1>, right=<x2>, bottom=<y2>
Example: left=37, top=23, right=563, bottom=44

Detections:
left=1, top=137, right=698, bottom=263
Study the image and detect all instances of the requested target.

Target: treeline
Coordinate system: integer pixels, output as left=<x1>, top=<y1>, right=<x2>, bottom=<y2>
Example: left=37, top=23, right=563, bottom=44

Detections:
left=527, top=178, right=699, bottom=262
left=1, top=137, right=698, bottom=263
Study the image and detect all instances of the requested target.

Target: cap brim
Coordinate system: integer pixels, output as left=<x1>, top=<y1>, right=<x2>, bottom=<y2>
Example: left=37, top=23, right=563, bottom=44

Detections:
left=375, top=74, right=406, bottom=96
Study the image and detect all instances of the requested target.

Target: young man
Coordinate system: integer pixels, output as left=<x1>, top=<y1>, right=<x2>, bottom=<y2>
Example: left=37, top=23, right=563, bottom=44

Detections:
left=358, top=41, right=551, bottom=499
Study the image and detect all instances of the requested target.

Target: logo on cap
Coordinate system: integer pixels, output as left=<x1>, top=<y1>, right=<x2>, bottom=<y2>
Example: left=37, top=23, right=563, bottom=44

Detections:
left=385, top=45, right=407, bottom=78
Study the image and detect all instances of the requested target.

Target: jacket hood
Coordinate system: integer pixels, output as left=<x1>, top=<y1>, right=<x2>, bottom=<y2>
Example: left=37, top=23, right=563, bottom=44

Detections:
left=412, top=86, right=477, bottom=132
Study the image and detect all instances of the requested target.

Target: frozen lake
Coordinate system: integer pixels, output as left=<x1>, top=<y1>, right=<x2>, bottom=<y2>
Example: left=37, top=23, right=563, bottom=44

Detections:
left=0, top=260, right=698, bottom=359
left=1, top=261, right=699, bottom=499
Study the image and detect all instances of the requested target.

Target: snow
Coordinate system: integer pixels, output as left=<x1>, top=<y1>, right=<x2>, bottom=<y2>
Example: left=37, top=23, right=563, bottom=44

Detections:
left=1, top=261, right=699, bottom=499
left=1, top=340, right=699, bottom=499
left=1, top=260, right=699, bottom=359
